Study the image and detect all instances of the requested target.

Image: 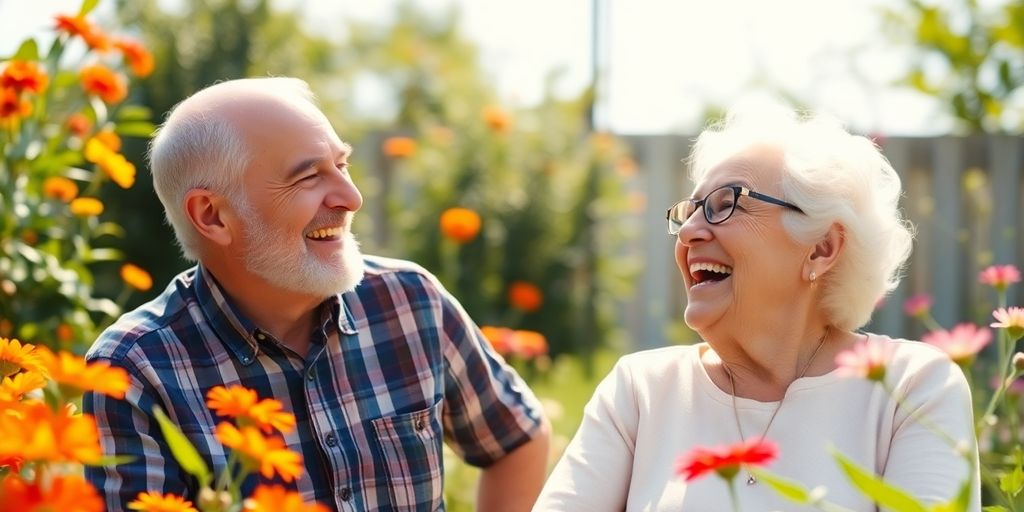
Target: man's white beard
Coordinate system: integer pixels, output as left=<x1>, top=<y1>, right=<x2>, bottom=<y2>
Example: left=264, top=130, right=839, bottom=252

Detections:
left=237, top=200, right=365, bottom=298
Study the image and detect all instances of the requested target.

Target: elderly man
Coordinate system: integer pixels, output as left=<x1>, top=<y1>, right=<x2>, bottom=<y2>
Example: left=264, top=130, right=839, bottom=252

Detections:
left=84, top=77, right=550, bottom=511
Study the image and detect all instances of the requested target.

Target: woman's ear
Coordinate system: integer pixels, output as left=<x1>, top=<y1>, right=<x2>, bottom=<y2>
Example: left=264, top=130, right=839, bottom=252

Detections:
left=806, top=222, right=845, bottom=281
left=183, top=189, right=235, bottom=248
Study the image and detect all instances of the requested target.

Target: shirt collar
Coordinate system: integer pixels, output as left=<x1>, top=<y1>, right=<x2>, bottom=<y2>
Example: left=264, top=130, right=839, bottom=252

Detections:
left=193, top=265, right=358, bottom=365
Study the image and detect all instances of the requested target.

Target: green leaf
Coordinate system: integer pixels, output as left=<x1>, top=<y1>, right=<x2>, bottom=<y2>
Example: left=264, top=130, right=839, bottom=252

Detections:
left=82, top=248, right=124, bottom=262
left=749, top=468, right=814, bottom=504
left=999, top=465, right=1024, bottom=497
left=13, top=39, right=40, bottom=61
left=981, top=507, right=1009, bottom=512
left=79, top=0, right=101, bottom=16
left=115, top=121, right=157, bottom=138
left=84, top=454, right=137, bottom=466
left=116, top=105, right=153, bottom=122
left=832, top=449, right=927, bottom=512
left=152, top=406, right=211, bottom=487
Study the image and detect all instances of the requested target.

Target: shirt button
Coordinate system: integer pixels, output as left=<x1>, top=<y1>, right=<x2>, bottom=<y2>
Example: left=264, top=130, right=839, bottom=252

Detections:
left=306, top=369, right=315, bottom=381
left=340, top=487, right=352, bottom=501
left=414, top=419, right=425, bottom=431
left=255, top=332, right=266, bottom=341
left=325, top=433, right=337, bottom=447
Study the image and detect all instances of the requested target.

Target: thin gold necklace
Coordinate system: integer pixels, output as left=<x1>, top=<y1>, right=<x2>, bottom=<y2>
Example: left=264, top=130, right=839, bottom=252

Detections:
left=721, top=327, right=829, bottom=485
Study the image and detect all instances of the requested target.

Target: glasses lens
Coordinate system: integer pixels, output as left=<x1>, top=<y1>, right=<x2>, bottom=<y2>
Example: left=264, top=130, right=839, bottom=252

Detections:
left=705, top=187, right=737, bottom=224
left=667, top=202, right=691, bottom=234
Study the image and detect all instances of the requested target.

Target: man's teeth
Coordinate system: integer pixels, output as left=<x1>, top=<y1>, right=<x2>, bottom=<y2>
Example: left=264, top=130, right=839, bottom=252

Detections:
left=689, top=262, right=733, bottom=276
left=307, top=227, right=343, bottom=240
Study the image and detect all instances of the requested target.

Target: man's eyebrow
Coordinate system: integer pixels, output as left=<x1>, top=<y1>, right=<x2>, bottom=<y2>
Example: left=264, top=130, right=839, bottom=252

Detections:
left=284, top=142, right=353, bottom=181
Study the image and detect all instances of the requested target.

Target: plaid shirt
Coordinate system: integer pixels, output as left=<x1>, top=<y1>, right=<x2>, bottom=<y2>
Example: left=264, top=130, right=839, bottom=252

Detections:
left=84, top=256, right=543, bottom=511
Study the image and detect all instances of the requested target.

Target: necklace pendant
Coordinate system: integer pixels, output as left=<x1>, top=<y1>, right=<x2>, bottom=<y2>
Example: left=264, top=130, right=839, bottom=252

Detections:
left=746, top=474, right=757, bottom=485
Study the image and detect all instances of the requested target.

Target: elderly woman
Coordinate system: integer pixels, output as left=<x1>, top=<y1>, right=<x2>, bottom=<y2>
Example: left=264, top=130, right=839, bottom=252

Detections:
left=533, top=104, right=979, bottom=511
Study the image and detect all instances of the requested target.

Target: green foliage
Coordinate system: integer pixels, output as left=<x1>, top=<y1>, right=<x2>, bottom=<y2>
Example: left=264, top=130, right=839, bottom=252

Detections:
left=337, top=4, right=639, bottom=360
left=1, top=3, right=153, bottom=350
left=882, top=0, right=1024, bottom=133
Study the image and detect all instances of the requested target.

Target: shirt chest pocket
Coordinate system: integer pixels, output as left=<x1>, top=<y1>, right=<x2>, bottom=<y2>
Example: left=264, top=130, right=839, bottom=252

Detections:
left=371, top=400, right=445, bottom=511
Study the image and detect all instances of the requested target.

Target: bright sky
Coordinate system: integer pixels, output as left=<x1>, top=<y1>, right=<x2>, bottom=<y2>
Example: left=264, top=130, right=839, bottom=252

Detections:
left=0, top=0, right=951, bottom=135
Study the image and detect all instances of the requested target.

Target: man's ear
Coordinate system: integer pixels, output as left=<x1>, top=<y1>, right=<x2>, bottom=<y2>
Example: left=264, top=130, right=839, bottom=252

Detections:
left=806, top=223, right=845, bottom=280
left=183, top=189, right=234, bottom=247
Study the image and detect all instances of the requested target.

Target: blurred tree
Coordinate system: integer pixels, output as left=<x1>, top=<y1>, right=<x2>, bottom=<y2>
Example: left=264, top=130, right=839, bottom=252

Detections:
left=882, top=0, right=1024, bottom=133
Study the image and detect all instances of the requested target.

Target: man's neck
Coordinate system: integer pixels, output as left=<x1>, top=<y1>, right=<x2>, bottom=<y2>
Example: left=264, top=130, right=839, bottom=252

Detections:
left=205, top=263, right=325, bottom=358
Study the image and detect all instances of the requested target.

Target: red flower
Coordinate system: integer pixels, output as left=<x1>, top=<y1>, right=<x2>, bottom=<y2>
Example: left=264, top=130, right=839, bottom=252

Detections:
left=507, top=281, right=543, bottom=312
left=676, top=438, right=777, bottom=482
left=114, top=37, right=155, bottom=78
left=0, top=87, right=32, bottom=122
left=80, top=64, right=127, bottom=104
left=1, top=61, right=49, bottom=94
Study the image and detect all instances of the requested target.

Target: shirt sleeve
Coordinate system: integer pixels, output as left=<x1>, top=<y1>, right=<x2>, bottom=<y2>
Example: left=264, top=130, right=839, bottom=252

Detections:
left=532, top=358, right=636, bottom=511
left=429, top=276, right=545, bottom=468
left=882, top=350, right=980, bottom=510
left=83, top=358, right=192, bottom=512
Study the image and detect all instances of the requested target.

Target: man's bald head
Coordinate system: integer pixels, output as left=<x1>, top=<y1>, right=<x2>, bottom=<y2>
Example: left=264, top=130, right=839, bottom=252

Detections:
left=149, top=78, right=318, bottom=261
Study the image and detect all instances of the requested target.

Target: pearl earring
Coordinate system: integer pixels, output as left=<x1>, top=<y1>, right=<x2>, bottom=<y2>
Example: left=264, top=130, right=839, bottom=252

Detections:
left=809, top=271, right=817, bottom=282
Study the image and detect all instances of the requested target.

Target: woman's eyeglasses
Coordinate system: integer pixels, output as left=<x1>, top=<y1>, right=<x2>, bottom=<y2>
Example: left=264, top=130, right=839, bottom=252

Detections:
left=666, top=185, right=804, bottom=235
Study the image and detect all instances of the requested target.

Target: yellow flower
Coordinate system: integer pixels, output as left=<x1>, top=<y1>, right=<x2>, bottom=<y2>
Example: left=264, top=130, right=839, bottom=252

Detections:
left=70, top=197, right=104, bottom=217
left=215, top=423, right=303, bottom=482
left=121, top=263, right=153, bottom=292
left=481, top=105, right=511, bottom=133
left=243, top=485, right=330, bottom=512
left=36, top=346, right=130, bottom=399
left=43, top=176, right=79, bottom=202
left=0, top=337, right=44, bottom=378
left=129, top=491, right=199, bottom=512
left=95, top=129, right=122, bottom=152
left=0, top=401, right=102, bottom=465
left=0, top=371, right=46, bottom=403
left=85, top=137, right=136, bottom=188
left=439, top=207, right=482, bottom=244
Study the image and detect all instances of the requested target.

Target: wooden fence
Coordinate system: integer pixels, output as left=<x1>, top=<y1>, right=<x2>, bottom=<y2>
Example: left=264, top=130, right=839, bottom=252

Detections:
left=625, top=135, right=1024, bottom=349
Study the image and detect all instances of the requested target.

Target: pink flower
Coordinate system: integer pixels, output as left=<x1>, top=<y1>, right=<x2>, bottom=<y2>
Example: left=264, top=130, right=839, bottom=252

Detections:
left=836, top=338, right=893, bottom=382
left=903, top=293, right=933, bottom=318
left=992, top=307, right=1024, bottom=341
left=675, top=438, right=777, bottom=482
left=979, top=265, right=1021, bottom=292
left=922, top=323, right=991, bottom=366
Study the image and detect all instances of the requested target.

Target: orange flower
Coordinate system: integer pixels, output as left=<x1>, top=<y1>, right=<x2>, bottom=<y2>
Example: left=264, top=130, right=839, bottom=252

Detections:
left=0, top=87, right=32, bottom=122
left=0, top=337, right=44, bottom=377
left=439, top=207, right=482, bottom=244
left=70, top=197, right=104, bottom=217
left=0, top=474, right=104, bottom=512
left=207, top=385, right=296, bottom=434
left=480, top=326, right=515, bottom=356
left=0, top=60, right=49, bottom=94
left=129, top=491, right=198, bottom=512
left=56, top=323, right=75, bottom=344
left=43, top=176, right=79, bottom=202
left=513, top=330, right=548, bottom=359
left=243, top=485, right=330, bottom=512
left=481, top=105, right=511, bottom=133
left=382, top=136, right=417, bottom=158
left=67, top=112, right=92, bottom=137
left=215, top=423, right=303, bottom=482
left=85, top=137, right=136, bottom=188
left=0, top=371, right=47, bottom=403
left=507, top=281, right=543, bottom=312
left=115, top=37, right=155, bottom=78
left=0, top=401, right=102, bottom=464
left=121, top=263, right=153, bottom=292
left=36, top=346, right=130, bottom=399
left=676, top=438, right=778, bottom=482
left=54, top=14, right=111, bottom=52
left=80, top=64, right=127, bottom=104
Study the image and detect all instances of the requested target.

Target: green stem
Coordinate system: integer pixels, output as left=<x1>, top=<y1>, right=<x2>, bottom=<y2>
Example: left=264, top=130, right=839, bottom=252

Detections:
left=726, top=478, right=740, bottom=512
